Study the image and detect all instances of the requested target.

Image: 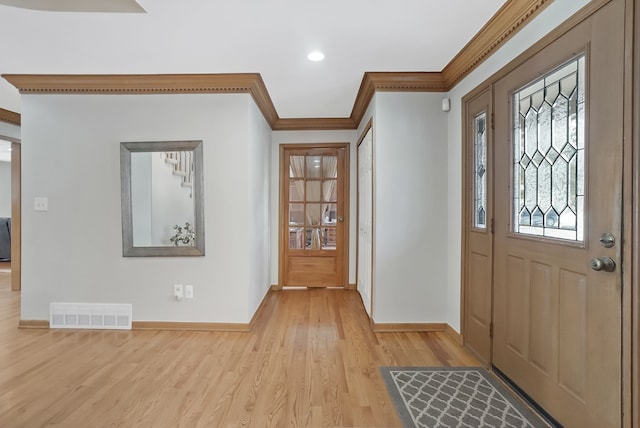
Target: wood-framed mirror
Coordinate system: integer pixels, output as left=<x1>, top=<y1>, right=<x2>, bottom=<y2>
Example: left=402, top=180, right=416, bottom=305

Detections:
left=120, top=140, right=205, bottom=257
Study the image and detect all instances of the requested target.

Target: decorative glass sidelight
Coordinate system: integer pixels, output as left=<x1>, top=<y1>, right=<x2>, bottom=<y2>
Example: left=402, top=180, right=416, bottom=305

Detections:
left=513, top=56, right=585, bottom=241
left=474, top=112, right=487, bottom=229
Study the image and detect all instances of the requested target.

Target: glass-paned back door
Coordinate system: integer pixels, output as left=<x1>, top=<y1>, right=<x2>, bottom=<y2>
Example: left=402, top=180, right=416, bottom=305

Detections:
left=280, top=145, right=348, bottom=287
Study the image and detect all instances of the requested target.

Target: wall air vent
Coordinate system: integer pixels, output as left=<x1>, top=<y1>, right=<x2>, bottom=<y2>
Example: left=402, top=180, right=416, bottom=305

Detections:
left=50, top=303, right=132, bottom=330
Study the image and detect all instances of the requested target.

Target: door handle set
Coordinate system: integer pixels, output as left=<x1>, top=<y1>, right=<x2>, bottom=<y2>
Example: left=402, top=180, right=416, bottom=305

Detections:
left=591, top=233, right=616, bottom=272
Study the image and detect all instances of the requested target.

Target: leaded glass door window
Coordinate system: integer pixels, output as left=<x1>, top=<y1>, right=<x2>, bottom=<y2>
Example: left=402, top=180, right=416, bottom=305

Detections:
left=474, top=112, right=488, bottom=229
left=513, top=56, right=585, bottom=241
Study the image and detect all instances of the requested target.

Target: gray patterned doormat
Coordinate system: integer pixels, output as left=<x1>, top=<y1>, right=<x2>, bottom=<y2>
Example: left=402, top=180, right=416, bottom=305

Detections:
left=380, top=367, right=547, bottom=428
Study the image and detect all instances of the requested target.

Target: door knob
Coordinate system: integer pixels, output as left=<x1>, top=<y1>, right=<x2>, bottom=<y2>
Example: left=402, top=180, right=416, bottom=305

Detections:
left=591, top=257, right=616, bottom=272
left=338, top=216, right=344, bottom=222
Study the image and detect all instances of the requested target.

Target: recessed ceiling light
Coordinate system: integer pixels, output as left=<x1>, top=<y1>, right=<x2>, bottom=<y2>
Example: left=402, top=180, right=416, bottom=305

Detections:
left=307, top=51, right=325, bottom=62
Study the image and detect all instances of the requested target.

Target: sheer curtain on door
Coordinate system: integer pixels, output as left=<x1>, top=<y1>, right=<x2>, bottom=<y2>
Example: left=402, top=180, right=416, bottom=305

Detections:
left=290, top=155, right=337, bottom=249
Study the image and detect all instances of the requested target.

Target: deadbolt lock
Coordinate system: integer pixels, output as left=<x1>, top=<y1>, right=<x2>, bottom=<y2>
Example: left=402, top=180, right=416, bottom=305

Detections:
left=599, top=233, right=615, bottom=248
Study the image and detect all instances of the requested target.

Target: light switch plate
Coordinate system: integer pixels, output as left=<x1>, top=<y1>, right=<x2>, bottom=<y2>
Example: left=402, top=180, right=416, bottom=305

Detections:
left=34, top=197, right=48, bottom=211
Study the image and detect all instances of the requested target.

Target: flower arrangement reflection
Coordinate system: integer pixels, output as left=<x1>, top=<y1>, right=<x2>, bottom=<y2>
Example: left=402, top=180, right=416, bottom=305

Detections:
left=170, top=222, right=196, bottom=246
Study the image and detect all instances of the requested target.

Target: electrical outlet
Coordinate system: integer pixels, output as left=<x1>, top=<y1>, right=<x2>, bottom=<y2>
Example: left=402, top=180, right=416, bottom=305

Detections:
left=174, top=284, right=184, bottom=301
left=185, top=285, right=194, bottom=299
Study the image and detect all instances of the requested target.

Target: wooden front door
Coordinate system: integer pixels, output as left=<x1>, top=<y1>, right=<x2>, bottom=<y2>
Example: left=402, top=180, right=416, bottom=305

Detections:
left=279, top=144, right=349, bottom=287
left=492, top=1, right=624, bottom=426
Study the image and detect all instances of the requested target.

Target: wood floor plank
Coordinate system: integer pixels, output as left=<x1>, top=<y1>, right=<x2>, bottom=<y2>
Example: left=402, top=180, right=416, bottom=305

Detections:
left=0, top=275, right=479, bottom=427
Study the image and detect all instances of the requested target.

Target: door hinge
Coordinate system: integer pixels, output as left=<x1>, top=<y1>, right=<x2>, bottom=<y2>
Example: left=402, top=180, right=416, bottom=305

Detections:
left=489, top=322, right=494, bottom=338
left=490, top=218, right=494, bottom=234
left=491, top=112, right=495, bottom=130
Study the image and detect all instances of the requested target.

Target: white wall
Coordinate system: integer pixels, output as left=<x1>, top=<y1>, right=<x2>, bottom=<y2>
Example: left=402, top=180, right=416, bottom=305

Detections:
left=0, top=161, right=10, bottom=218
left=371, top=92, right=449, bottom=323
left=0, top=121, right=20, bottom=141
left=20, top=93, right=269, bottom=323
left=270, top=129, right=357, bottom=286
left=445, top=0, right=592, bottom=332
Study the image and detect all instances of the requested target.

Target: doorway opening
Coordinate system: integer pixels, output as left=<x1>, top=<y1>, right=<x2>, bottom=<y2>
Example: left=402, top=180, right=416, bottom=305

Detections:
left=0, top=137, right=20, bottom=292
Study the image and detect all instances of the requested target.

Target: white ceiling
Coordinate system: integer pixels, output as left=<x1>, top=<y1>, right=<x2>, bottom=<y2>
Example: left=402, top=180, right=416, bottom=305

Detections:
left=0, top=0, right=145, bottom=13
left=0, top=0, right=506, bottom=119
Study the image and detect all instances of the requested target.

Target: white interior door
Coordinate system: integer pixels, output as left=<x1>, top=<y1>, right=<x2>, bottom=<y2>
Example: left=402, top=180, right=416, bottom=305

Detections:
left=357, top=127, right=373, bottom=315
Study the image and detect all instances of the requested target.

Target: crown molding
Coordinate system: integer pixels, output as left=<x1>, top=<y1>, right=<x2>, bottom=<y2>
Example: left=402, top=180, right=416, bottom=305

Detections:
left=350, top=72, right=447, bottom=129
left=246, top=74, right=279, bottom=128
left=2, top=73, right=280, bottom=127
left=442, top=0, right=552, bottom=88
left=0, top=107, right=20, bottom=126
left=273, top=117, right=356, bottom=131
left=1, top=0, right=558, bottom=131
left=1, top=73, right=351, bottom=131
left=364, top=72, right=448, bottom=92
left=2, top=73, right=260, bottom=94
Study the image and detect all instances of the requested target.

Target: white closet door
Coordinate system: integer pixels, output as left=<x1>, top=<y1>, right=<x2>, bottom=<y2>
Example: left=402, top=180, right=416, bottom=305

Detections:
left=357, top=128, right=373, bottom=315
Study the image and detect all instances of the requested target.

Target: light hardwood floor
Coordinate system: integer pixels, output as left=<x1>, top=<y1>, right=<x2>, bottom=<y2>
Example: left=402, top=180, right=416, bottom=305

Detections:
left=0, top=272, right=479, bottom=427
